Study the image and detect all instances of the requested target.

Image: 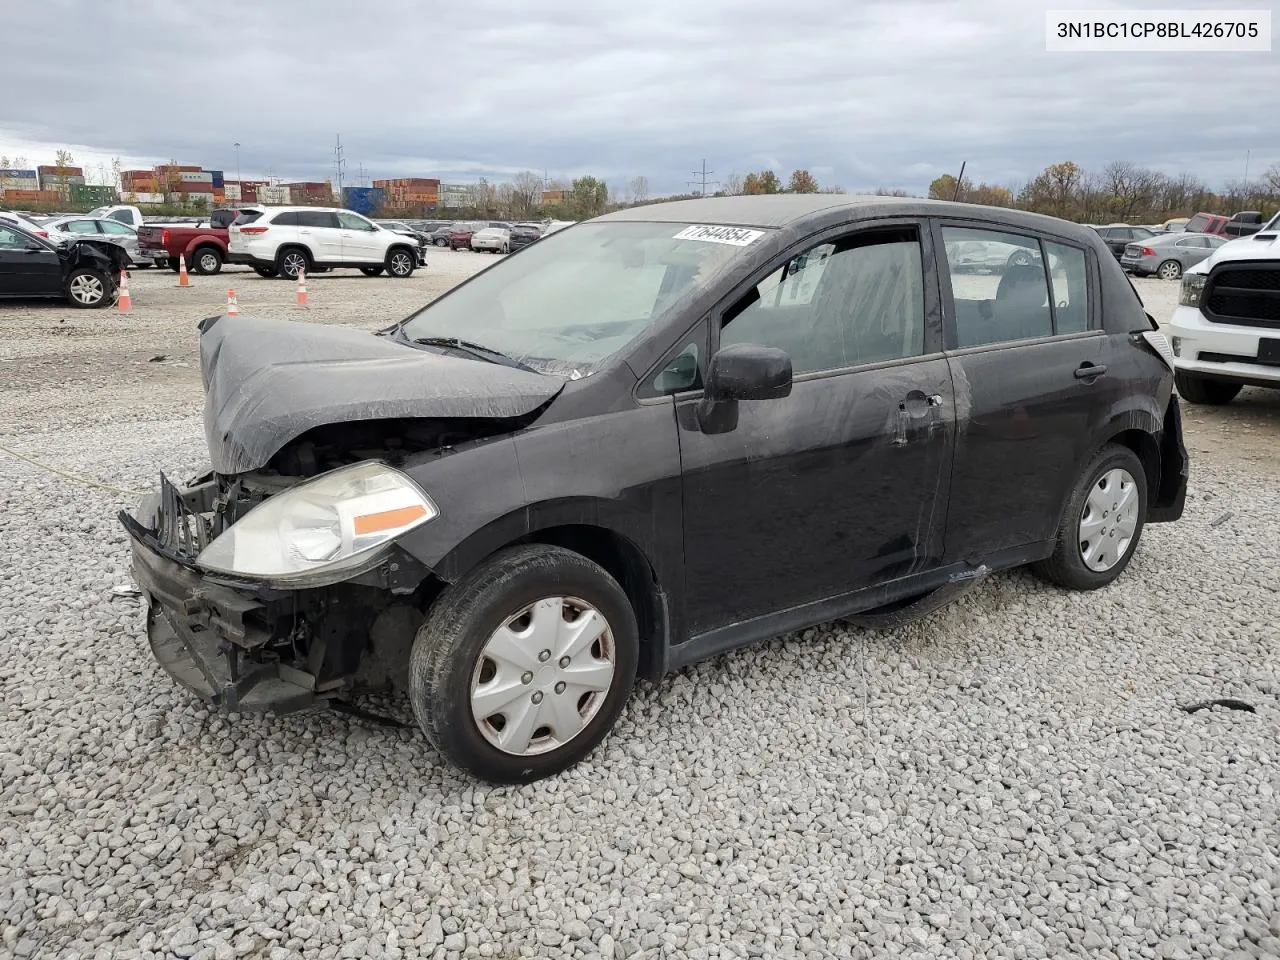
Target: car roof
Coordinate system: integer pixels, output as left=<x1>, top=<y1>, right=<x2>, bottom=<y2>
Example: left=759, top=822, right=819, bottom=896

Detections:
left=595, top=194, right=1101, bottom=242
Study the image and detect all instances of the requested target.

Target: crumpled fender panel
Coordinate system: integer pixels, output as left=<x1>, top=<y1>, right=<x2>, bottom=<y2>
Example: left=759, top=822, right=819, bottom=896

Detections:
left=197, top=314, right=563, bottom=474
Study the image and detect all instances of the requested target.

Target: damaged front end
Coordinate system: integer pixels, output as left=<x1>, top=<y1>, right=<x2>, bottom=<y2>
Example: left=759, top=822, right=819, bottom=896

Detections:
left=119, top=468, right=437, bottom=715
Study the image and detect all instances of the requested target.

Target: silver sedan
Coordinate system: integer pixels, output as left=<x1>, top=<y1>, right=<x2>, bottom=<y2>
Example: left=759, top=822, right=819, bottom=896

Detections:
left=1120, top=231, right=1226, bottom=280
left=42, top=216, right=146, bottom=267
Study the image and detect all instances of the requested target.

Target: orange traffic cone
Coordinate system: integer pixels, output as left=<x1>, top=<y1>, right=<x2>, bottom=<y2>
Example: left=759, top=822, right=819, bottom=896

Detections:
left=177, top=254, right=190, bottom=287
left=117, top=269, right=132, bottom=313
left=226, top=289, right=239, bottom=316
left=295, top=268, right=308, bottom=308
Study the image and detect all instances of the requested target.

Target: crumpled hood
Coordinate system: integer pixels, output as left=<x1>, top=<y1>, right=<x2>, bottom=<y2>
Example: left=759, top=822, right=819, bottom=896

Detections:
left=198, top=313, right=563, bottom=474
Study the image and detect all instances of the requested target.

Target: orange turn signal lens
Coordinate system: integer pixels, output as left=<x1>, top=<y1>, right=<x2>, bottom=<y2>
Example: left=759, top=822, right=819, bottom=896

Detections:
left=353, top=504, right=429, bottom=535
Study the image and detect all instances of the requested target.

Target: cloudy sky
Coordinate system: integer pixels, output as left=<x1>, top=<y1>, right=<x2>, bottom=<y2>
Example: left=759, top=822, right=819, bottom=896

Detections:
left=2, top=0, right=1274, bottom=196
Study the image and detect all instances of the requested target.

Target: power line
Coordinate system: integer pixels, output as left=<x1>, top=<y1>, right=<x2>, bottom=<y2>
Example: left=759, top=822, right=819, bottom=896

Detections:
left=334, top=134, right=346, bottom=194
left=687, top=158, right=719, bottom=196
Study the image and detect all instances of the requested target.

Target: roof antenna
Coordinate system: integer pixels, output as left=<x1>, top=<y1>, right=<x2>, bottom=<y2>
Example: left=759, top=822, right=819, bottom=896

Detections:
left=952, top=161, right=966, bottom=201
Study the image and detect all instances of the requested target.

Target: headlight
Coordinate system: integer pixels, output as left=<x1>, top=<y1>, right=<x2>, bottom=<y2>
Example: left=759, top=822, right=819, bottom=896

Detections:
left=1179, top=273, right=1207, bottom=307
left=196, top=461, right=437, bottom=587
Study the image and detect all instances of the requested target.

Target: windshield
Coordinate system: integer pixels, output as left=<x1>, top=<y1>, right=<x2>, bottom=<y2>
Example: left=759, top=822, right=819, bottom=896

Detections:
left=1262, top=211, right=1280, bottom=233
left=399, top=220, right=763, bottom=377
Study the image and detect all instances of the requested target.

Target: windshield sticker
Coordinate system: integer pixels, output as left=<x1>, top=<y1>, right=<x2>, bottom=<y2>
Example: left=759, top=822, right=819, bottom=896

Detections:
left=672, top=225, right=765, bottom=246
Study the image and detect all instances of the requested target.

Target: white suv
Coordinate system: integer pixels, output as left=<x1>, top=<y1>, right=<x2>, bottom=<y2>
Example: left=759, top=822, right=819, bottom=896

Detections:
left=1166, top=211, right=1280, bottom=405
left=227, top=206, right=425, bottom=280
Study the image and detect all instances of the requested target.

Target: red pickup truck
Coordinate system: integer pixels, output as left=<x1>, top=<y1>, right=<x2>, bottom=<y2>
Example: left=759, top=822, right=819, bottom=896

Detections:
left=136, top=206, right=263, bottom=274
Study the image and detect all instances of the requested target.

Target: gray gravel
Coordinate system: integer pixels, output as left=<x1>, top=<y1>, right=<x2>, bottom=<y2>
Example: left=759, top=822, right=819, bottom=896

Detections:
left=1, top=273, right=1278, bottom=959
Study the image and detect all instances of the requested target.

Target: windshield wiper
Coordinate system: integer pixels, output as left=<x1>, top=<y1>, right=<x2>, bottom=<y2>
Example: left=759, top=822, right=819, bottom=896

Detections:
left=410, top=336, right=538, bottom=373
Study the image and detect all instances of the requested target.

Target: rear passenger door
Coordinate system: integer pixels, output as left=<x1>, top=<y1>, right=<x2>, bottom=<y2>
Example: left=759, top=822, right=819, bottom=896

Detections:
left=935, top=222, right=1117, bottom=562
left=295, top=210, right=343, bottom=263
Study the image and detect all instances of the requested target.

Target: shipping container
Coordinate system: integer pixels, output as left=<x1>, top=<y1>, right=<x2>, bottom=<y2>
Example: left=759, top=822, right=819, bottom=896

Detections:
left=222, top=184, right=242, bottom=202
left=257, top=185, right=289, bottom=204
left=179, top=171, right=214, bottom=184
left=133, top=192, right=165, bottom=205
left=209, top=170, right=224, bottom=187
left=342, top=186, right=386, bottom=216
left=0, top=168, right=39, bottom=179
left=1, top=189, right=65, bottom=204
left=212, top=189, right=225, bottom=204
left=70, top=183, right=119, bottom=205
left=38, top=165, right=84, bottom=177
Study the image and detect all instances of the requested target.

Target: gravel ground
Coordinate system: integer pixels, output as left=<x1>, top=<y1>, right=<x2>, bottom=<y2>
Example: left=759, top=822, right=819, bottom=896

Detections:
left=1, top=267, right=1278, bottom=960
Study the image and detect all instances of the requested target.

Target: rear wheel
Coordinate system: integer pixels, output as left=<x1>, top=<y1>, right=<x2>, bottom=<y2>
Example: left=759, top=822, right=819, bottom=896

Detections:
left=409, top=545, right=638, bottom=784
left=1175, top=371, right=1241, bottom=406
left=66, top=268, right=112, bottom=309
left=435, top=238, right=448, bottom=246
left=275, top=247, right=309, bottom=281
left=1032, top=444, right=1146, bottom=590
left=360, top=266, right=384, bottom=277
left=386, top=247, right=415, bottom=278
left=1157, top=259, right=1182, bottom=281
left=192, top=246, right=222, bottom=275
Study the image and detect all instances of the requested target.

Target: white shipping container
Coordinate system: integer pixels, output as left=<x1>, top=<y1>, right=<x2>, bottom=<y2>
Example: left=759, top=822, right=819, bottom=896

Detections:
left=133, top=192, right=164, bottom=204
left=258, top=186, right=289, bottom=203
left=1, top=177, right=39, bottom=189
left=179, top=171, right=214, bottom=183
left=222, top=184, right=242, bottom=201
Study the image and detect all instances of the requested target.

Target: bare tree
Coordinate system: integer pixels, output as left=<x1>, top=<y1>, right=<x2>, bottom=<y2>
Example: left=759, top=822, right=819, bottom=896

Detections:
left=629, top=175, right=649, bottom=204
left=724, top=173, right=744, bottom=196
left=507, top=171, right=543, bottom=219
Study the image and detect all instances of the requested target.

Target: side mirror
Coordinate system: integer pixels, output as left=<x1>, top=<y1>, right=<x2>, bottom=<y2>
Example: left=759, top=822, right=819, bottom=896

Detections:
left=25, top=241, right=45, bottom=252
left=704, top=343, right=792, bottom=402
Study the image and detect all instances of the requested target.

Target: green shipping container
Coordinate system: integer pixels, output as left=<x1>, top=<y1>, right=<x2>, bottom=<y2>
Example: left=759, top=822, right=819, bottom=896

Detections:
left=70, top=183, right=119, bottom=205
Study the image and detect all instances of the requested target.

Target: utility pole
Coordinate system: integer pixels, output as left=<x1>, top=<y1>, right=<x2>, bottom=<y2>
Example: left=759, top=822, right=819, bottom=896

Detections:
left=334, top=134, right=347, bottom=194
left=233, top=142, right=241, bottom=187
left=687, top=158, right=718, bottom=196
left=1244, top=149, right=1250, bottom=181
left=358, top=163, right=368, bottom=187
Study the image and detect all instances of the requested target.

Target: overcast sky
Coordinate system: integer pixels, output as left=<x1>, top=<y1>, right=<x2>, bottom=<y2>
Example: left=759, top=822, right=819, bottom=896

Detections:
left=2, top=0, right=1274, bottom=196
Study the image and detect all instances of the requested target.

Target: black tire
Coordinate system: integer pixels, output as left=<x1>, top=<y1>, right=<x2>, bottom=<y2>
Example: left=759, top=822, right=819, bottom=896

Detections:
left=360, top=266, right=385, bottom=277
left=1175, top=371, right=1241, bottom=406
left=275, top=246, right=309, bottom=281
left=192, top=246, right=223, bottom=275
left=386, top=246, right=415, bottom=278
left=65, top=268, right=113, bottom=309
left=253, top=266, right=279, bottom=279
left=409, top=544, right=639, bottom=784
left=1032, top=443, right=1147, bottom=591
left=168, top=261, right=182, bottom=273
left=435, top=238, right=448, bottom=247
left=1007, top=250, right=1034, bottom=268
left=1156, top=259, right=1182, bottom=281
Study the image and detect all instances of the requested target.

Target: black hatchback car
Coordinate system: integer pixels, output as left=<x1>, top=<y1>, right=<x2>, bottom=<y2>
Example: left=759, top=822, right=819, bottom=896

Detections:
left=121, top=196, right=1187, bottom=783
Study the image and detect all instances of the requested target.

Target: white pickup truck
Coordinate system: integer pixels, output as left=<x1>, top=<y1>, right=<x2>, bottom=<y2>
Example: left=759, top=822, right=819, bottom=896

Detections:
left=87, top=205, right=146, bottom=228
left=1166, top=210, right=1280, bottom=405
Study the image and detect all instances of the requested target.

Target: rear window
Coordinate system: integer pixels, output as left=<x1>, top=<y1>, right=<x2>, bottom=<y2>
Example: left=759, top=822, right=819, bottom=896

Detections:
left=231, top=211, right=263, bottom=226
left=1184, top=214, right=1214, bottom=233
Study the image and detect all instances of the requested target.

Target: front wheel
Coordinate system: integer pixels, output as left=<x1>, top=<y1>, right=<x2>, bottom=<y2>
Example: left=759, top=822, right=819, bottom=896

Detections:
left=1032, top=444, right=1146, bottom=590
left=386, top=247, right=415, bottom=278
left=435, top=238, right=449, bottom=247
left=360, top=266, right=384, bottom=277
left=1175, top=371, right=1241, bottom=406
left=66, top=268, right=113, bottom=309
left=409, top=545, right=639, bottom=784
left=1157, top=259, right=1182, bottom=281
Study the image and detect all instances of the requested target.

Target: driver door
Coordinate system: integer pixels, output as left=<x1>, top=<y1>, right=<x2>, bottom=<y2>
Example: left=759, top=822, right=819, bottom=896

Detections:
left=337, top=211, right=384, bottom=263
left=0, top=225, right=62, bottom=295
left=673, top=221, right=955, bottom=635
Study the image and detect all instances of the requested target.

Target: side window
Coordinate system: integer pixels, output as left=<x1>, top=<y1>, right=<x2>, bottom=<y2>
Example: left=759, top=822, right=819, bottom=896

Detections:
left=271, top=211, right=299, bottom=227
left=942, top=226, right=1052, bottom=347
left=337, top=211, right=375, bottom=231
left=297, top=211, right=340, bottom=229
left=640, top=338, right=704, bottom=398
left=109, top=211, right=131, bottom=224
left=0, top=225, right=28, bottom=249
left=1043, top=242, right=1089, bottom=334
left=718, top=229, right=925, bottom=376
left=65, top=220, right=99, bottom=234
left=99, top=220, right=134, bottom=235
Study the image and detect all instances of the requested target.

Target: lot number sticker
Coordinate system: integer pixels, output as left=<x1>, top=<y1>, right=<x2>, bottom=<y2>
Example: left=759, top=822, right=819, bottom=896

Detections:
left=673, top=225, right=765, bottom=246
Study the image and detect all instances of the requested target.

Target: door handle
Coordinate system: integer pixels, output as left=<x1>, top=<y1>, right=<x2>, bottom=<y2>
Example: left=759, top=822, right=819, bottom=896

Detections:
left=1075, top=363, right=1107, bottom=380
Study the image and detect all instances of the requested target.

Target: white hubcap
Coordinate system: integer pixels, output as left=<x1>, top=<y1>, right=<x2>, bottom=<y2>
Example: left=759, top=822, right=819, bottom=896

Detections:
left=70, top=275, right=103, bottom=303
left=1079, top=468, right=1139, bottom=572
left=470, top=596, right=615, bottom=756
